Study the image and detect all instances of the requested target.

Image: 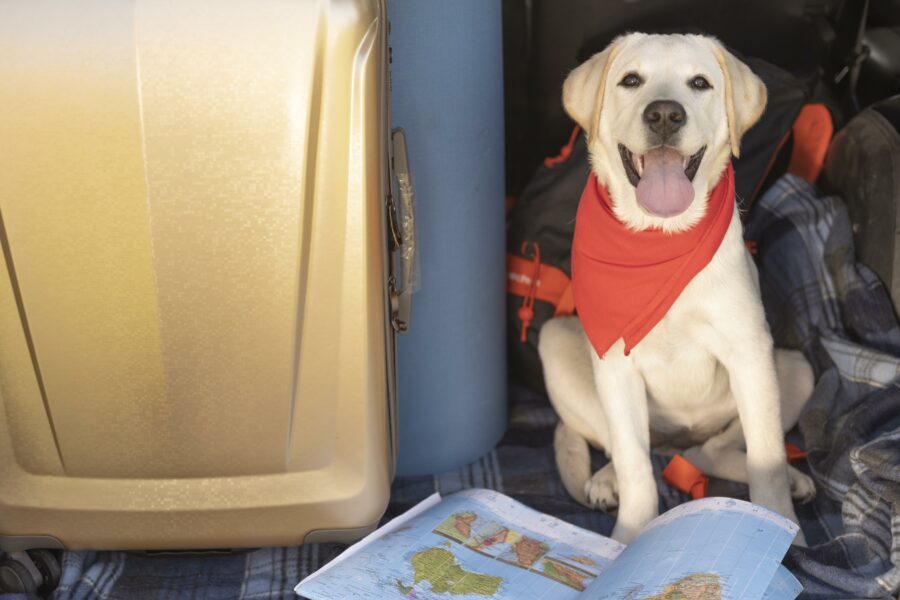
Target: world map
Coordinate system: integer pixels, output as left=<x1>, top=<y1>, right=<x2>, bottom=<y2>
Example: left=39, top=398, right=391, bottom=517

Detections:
left=296, top=490, right=621, bottom=599
left=429, top=511, right=596, bottom=591
left=296, top=491, right=800, bottom=600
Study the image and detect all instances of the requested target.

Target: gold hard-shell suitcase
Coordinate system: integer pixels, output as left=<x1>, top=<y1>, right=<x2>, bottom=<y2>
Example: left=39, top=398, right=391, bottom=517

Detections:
left=0, top=0, right=413, bottom=551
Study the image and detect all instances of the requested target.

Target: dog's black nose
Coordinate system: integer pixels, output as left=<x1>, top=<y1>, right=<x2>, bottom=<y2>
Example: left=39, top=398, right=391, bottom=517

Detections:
left=643, top=100, right=686, bottom=137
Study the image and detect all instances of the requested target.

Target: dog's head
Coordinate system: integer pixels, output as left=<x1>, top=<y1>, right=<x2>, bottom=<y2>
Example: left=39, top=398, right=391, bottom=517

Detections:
left=563, top=33, right=766, bottom=232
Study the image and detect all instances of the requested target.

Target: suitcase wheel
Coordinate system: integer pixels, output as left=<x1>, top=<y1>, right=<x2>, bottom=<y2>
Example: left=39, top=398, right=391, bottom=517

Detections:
left=0, top=557, right=39, bottom=595
left=28, top=549, right=62, bottom=595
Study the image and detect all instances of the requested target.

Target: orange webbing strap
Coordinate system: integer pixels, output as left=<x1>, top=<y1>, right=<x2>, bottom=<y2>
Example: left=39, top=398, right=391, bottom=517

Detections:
left=787, top=103, right=833, bottom=184
left=507, top=252, right=572, bottom=305
left=555, top=282, right=575, bottom=317
left=785, top=443, right=809, bottom=464
left=515, top=242, right=542, bottom=342
left=664, top=443, right=810, bottom=499
left=663, top=455, right=709, bottom=500
left=508, top=249, right=575, bottom=341
left=544, top=126, right=582, bottom=168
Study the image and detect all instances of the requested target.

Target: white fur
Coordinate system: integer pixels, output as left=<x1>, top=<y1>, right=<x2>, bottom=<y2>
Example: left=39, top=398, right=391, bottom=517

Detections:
left=540, top=33, right=814, bottom=545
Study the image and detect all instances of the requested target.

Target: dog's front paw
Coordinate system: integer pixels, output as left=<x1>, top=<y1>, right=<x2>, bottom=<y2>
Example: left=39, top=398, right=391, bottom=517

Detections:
left=584, top=463, right=619, bottom=513
left=789, top=466, right=816, bottom=504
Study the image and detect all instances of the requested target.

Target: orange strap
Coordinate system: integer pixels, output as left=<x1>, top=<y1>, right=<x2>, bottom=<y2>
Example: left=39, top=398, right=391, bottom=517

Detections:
left=544, top=126, right=582, bottom=168
left=663, top=455, right=709, bottom=500
left=516, top=243, right=542, bottom=342
left=555, top=283, right=575, bottom=317
left=785, top=442, right=809, bottom=464
left=507, top=254, right=574, bottom=306
left=507, top=247, right=576, bottom=342
left=787, top=103, right=833, bottom=184
left=664, top=444, right=809, bottom=499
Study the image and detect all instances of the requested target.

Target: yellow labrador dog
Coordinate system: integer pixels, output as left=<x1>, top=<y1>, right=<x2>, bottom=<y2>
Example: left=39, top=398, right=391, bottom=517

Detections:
left=539, top=33, right=816, bottom=545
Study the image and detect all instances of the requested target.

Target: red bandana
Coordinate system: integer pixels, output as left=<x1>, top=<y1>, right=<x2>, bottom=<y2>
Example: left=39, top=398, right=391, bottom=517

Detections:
left=571, top=163, right=735, bottom=358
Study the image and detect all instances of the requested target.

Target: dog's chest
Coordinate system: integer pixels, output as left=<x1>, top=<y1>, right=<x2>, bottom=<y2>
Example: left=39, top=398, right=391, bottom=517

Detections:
left=633, top=317, right=737, bottom=443
left=629, top=233, right=748, bottom=444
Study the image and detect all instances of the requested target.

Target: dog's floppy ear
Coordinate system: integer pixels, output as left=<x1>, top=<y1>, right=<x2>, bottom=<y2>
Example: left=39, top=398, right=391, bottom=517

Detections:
left=706, top=38, right=767, bottom=158
left=562, top=37, right=626, bottom=142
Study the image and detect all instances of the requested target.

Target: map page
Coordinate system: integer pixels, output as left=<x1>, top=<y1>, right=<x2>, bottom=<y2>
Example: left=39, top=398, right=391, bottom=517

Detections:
left=295, top=491, right=801, bottom=600
left=295, top=488, right=625, bottom=600
left=763, top=566, right=804, bottom=600
left=588, top=497, right=800, bottom=600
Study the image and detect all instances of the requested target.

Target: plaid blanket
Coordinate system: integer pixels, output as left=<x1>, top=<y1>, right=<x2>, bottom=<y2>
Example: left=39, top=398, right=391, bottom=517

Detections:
left=746, top=175, right=900, bottom=598
left=2, top=174, right=897, bottom=599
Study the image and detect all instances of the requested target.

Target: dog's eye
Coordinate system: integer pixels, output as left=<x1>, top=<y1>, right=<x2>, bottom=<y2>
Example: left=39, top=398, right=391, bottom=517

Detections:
left=618, top=73, right=643, bottom=88
left=689, top=75, right=712, bottom=90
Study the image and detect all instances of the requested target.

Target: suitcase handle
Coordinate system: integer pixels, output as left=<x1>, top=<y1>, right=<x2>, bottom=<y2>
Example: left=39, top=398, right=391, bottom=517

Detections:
left=390, top=128, right=417, bottom=332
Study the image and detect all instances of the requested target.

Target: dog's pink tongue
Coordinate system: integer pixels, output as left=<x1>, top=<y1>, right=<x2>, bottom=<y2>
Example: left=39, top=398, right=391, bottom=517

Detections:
left=635, top=148, right=694, bottom=217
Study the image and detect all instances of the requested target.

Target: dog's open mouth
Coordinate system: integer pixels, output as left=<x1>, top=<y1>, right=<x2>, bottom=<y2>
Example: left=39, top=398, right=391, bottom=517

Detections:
left=617, top=144, right=707, bottom=217
left=618, top=144, right=706, bottom=187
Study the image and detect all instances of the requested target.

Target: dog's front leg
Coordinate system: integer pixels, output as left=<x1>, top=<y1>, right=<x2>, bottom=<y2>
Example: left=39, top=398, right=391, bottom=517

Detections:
left=706, top=314, right=802, bottom=538
left=729, top=346, right=801, bottom=524
left=590, top=342, right=657, bottom=543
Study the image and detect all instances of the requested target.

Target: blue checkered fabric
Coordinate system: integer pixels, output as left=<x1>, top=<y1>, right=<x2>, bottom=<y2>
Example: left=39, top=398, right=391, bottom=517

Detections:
left=1, top=175, right=897, bottom=599
left=745, top=175, right=900, bottom=598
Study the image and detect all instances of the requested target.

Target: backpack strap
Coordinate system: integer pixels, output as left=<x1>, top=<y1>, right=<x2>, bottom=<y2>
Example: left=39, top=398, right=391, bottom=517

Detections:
left=787, top=103, right=834, bottom=183
left=507, top=246, right=575, bottom=341
left=664, top=443, right=809, bottom=499
left=785, top=442, right=809, bottom=464
left=746, top=102, right=835, bottom=214
left=544, top=126, right=582, bottom=168
left=555, top=283, right=575, bottom=317
left=662, top=455, right=709, bottom=500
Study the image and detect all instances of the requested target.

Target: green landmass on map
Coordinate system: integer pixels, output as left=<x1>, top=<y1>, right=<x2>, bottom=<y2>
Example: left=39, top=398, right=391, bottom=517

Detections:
left=408, top=547, right=502, bottom=596
left=643, top=573, right=721, bottom=600
left=396, top=579, right=413, bottom=595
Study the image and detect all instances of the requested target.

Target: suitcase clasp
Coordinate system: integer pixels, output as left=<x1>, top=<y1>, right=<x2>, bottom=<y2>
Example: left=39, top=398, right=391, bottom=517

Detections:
left=389, top=128, right=416, bottom=333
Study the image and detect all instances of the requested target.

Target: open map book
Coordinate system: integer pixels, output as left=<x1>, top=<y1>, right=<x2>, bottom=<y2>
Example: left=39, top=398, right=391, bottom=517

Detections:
left=295, top=489, right=802, bottom=600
